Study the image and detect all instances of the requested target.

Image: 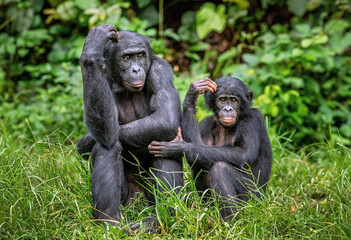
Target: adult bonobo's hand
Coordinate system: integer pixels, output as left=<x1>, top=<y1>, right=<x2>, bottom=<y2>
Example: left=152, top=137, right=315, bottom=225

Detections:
left=148, top=127, right=185, bottom=159
left=185, top=78, right=217, bottom=107
left=81, top=25, right=118, bottom=61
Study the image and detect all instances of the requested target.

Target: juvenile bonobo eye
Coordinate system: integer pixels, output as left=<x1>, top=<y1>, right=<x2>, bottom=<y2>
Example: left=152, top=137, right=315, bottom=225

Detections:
left=123, top=55, right=131, bottom=60
left=230, top=97, right=237, bottom=103
left=137, top=53, right=143, bottom=59
left=219, top=97, right=226, bottom=102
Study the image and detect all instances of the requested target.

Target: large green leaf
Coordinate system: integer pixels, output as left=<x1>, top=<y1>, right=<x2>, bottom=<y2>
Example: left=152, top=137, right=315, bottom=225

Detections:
left=287, top=0, right=309, bottom=17
left=196, top=3, right=226, bottom=40
left=74, top=0, right=98, bottom=10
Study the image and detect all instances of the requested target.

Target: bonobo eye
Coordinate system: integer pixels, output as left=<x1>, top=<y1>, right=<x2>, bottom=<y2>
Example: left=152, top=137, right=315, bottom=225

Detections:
left=230, top=97, right=237, bottom=103
left=123, top=55, right=131, bottom=60
left=219, top=97, right=226, bottom=102
left=137, top=53, right=143, bottom=59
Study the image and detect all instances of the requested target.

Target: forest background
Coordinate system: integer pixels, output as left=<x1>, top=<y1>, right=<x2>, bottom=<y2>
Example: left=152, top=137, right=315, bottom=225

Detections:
left=0, top=0, right=350, bottom=239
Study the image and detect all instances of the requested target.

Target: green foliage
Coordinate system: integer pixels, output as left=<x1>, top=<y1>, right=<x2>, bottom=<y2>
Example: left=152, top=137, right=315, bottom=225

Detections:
left=227, top=19, right=351, bottom=144
left=196, top=2, right=226, bottom=39
left=0, top=0, right=155, bottom=141
left=0, top=63, right=86, bottom=140
left=0, top=2, right=351, bottom=237
left=176, top=1, right=351, bottom=146
left=1, top=0, right=351, bottom=146
left=287, top=0, right=309, bottom=17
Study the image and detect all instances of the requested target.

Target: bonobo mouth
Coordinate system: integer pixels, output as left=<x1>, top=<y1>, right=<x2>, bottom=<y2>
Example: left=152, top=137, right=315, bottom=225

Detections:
left=124, top=81, right=144, bottom=90
left=220, top=117, right=236, bottom=126
left=221, top=117, right=235, bottom=123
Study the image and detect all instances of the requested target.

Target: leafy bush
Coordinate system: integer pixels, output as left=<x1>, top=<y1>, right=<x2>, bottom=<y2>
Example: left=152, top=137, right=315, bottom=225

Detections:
left=0, top=0, right=156, bottom=141
left=175, top=1, right=351, bottom=146
left=0, top=63, right=86, bottom=140
left=1, top=0, right=350, bottom=146
left=227, top=18, right=351, bottom=144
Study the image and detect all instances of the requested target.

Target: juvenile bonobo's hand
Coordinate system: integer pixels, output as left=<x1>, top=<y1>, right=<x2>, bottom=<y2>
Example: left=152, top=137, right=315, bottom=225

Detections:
left=185, top=78, right=217, bottom=106
left=189, top=77, right=217, bottom=95
left=148, top=127, right=185, bottom=159
left=81, top=25, right=118, bottom=60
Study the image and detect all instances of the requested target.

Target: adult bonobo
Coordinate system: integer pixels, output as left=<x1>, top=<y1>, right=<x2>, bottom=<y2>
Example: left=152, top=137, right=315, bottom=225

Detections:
left=77, top=25, right=183, bottom=229
left=148, top=77, right=272, bottom=219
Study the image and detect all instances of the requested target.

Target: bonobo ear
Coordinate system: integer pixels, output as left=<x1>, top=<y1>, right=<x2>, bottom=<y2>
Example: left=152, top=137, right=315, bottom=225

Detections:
left=103, top=40, right=115, bottom=59
left=204, top=90, right=216, bottom=111
left=246, top=90, right=253, bottom=101
left=142, top=35, right=151, bottom=46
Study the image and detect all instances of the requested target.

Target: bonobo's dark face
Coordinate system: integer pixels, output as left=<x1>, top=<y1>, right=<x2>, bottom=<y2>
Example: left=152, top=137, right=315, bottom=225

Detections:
left=205, top=77, right=253, bottom=128
left=108, top=31, right=151, bottom=92
left=216, top=94, right=240, bottom=127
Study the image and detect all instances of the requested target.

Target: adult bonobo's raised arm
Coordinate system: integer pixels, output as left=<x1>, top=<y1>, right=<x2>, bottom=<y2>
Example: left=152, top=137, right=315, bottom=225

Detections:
left=78, top=25, right=183, bottom=231
left=80, top=25, right=120, bottom=150
left=149, top=77, right=272, bottom=220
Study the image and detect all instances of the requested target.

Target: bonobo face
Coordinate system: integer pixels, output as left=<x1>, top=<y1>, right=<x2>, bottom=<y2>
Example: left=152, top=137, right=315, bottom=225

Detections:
left=216, top=94, right=240, bottom=127
left=117, top=48, right=149, bottom=91
left=108, top=31, right=151, bottom=92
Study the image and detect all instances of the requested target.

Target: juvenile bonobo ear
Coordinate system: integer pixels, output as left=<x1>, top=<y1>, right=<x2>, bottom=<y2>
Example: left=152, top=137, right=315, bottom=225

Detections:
left=204, top=89, right=217, bottom=111
left=246, top=90, right=253, bottom=101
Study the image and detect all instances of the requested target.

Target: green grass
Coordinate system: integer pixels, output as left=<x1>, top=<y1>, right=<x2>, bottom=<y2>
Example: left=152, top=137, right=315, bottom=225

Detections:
left=0, top=129, right=350, bottom=239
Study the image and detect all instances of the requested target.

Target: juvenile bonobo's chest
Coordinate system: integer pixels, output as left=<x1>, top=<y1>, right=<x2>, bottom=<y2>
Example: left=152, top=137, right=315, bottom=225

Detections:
left=202, top=124, right=236, bottom=146
left=114, top=89, right=152, bottom=124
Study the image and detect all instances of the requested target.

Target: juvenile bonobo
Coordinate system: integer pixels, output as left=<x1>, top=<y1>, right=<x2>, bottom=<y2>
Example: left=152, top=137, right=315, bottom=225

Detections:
left=77, top=25, right=183, bottom=229
left=148, top=77, right=272, bottom=219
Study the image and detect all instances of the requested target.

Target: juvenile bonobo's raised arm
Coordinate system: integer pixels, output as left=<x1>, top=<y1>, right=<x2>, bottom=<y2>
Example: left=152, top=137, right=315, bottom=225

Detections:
left=149, top=77, right=270, bottom=169
left=181, top=78, right=217, bottom=144
left=81, top=25, right=120, bottom=150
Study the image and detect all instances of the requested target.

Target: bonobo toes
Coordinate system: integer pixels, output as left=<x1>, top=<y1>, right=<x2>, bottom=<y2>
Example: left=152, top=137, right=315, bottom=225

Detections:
left=130, top=216, right=161, bottom=233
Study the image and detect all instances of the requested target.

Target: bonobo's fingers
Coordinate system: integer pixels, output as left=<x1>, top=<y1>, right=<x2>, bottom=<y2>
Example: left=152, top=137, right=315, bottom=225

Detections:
left=170, top=127, right=184, bottom=142
left=198, top=77, right=217, bottom=93
left=105, top=25, right=119, bottom=43
left=207, top=78, right=217, bottom=92
left=82, top=25, right=119, bottom=57
left=190, top=77, right=217, bottom=94
left=148, top=141, right=165, bottom=156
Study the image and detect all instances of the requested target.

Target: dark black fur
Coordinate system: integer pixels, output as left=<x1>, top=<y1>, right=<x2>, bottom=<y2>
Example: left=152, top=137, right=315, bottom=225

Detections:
left=77, top=25, right=183, bottom=228
left=148, top=76, right=272, bottom=219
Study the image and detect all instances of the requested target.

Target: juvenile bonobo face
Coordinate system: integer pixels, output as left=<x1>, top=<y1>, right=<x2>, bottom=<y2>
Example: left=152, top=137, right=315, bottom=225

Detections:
left=108, top=31, right=151, bottom=92
left=217, top=94, right=240, bottom=127
left=204, top=76, right=253, bottom=128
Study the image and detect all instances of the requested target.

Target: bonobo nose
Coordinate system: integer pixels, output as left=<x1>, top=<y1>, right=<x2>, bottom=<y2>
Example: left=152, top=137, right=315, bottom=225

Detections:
left=224, top=106, right=233, bottom=112
left=132, top=66, right=140, bottom=73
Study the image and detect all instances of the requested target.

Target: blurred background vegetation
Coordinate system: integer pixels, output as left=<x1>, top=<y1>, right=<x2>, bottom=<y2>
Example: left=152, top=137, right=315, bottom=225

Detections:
left=0, top=0, right=350, bottom=147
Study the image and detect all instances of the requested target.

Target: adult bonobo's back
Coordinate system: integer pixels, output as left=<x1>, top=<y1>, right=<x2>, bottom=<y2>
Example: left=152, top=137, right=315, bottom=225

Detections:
left=77, top=25, right=183, bottom=231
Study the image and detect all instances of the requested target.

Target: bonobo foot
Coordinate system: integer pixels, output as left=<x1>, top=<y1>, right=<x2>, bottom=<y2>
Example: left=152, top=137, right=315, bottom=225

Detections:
left=76, top=133, right=96, bottom=160
left=130, top=216, right=161, bottom=233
